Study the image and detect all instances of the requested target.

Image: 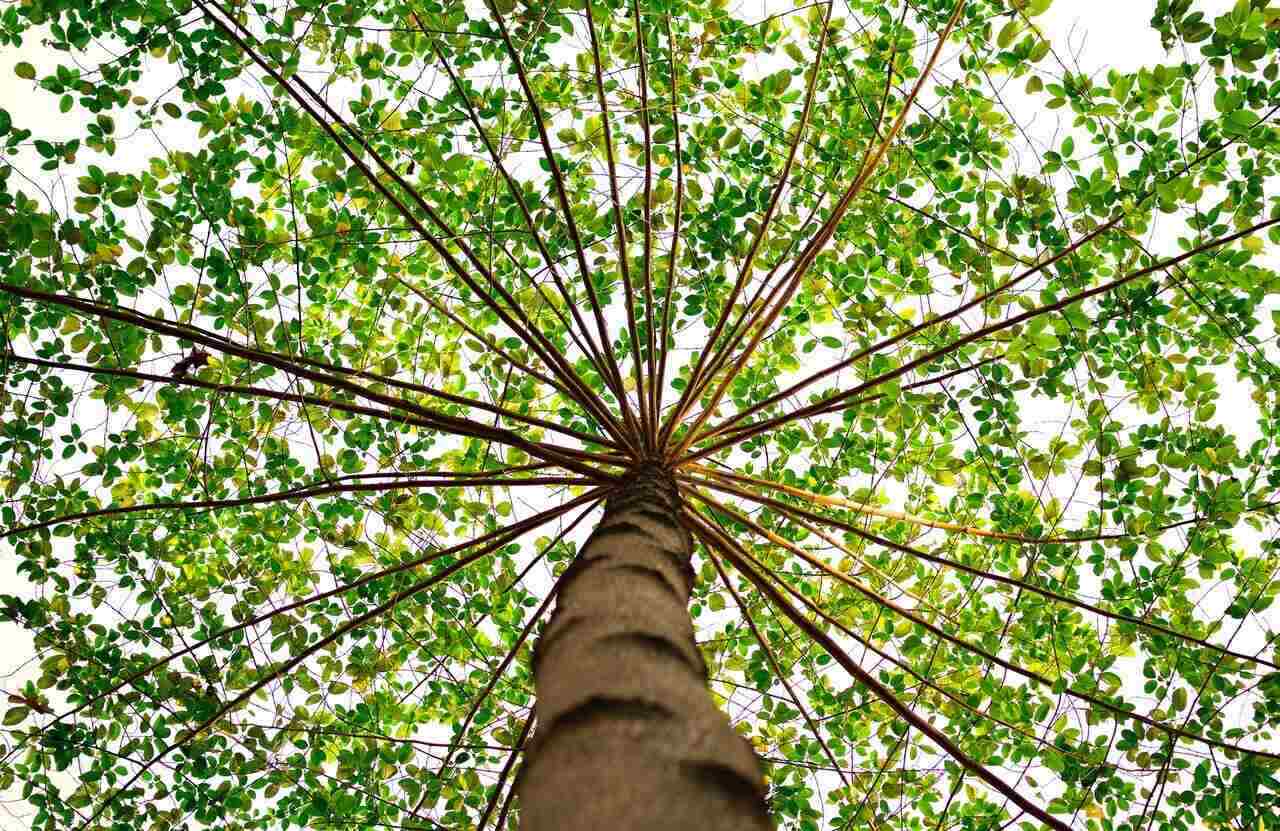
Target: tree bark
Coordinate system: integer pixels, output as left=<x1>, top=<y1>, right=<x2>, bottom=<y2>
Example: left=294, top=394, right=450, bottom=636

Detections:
left=515, top=465, right=771, bottom=830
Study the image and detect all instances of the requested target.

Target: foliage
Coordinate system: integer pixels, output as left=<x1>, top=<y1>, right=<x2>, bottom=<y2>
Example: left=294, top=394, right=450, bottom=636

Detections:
left=2, top=0, right=1280, bottom=829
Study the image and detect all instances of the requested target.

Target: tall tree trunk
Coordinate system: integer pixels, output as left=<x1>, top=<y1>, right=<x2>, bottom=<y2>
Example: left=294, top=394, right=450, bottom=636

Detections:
left=516, top=465, right=771, bottom=830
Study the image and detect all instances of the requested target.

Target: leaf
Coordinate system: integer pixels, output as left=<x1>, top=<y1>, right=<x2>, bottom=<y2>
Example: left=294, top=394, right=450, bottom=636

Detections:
left=110, top=189, right=139, bottom=208
left=5, top=6, right=1280, bottom=830
left=997, top=20, right=1020, bottom=48
left=14, top=62, right=35, bottom=80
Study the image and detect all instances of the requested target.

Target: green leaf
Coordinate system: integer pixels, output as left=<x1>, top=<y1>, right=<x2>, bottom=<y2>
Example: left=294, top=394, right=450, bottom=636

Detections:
left=997, top=20, right=1019, bottom=49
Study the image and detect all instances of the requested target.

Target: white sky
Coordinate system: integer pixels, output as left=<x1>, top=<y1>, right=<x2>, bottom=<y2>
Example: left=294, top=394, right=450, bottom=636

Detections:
left=0, top=1, right=1271, bottom=829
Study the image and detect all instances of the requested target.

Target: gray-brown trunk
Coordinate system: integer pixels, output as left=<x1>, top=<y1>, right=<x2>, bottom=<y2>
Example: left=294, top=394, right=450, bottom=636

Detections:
left=515, top=466, right=772, bottom=830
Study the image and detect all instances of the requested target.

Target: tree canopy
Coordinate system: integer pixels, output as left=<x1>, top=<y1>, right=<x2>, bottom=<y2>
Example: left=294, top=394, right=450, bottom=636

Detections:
left=2, top=0, right=1280, bottom=828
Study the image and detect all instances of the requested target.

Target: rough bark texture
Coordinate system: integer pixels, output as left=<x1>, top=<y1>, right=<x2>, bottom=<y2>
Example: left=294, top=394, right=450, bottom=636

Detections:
left=516, top=465, right=771, bottom=830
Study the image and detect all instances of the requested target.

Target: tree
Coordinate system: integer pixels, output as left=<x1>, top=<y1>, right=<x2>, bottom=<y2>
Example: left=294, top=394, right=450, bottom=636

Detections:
left=1, top=0, right=1279, bottom=827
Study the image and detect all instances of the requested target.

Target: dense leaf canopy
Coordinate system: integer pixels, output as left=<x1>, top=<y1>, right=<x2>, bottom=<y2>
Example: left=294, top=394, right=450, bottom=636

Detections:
left=2, top=0, right=1280, bottom=828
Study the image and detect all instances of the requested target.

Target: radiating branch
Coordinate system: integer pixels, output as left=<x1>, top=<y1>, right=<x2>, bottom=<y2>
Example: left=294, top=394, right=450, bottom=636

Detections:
left=683, top=506, right=1077, bottom=831
left=583, top=1, right=649, bottom=446
left=75, top=483, right=598, bottom=831
left=194, top=0, right=628, bottom=453
left=684, top=214, right=1280, bottom=461
left=484, top=0, right=637, bottom=437
left=428, top=31, right=619, bottom=401
left=666, top=0, right=968, bottom=462
left=686, top=474, right=1280, bottom=674
left=5, top=350, right=617, bottom=452
left=3, top=472, right=582, bottom=540
left=653, top=13, right=687, bottom=442
left=688, top=464, right=1122, bottom=543
left=657, top=0, right=834, bottom=449
left=708, top=549, right=853, bottom=792
left=1, top=284, right=615, bottom=479
left=428, top=506, right=596, bottom=792
left=477, top=715, right=533, bottom=831
left=633, top=0, right=659, bottom=451
left=50, top=492, right=606, bottom=731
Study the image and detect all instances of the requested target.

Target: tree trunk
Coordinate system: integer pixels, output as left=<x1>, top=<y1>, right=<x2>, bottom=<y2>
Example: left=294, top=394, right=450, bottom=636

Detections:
left=515, top=465, right=772, bottom=830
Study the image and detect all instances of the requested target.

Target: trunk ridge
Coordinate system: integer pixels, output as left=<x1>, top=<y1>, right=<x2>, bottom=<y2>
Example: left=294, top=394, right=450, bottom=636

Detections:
left=515, top=465, right=772, bottom=830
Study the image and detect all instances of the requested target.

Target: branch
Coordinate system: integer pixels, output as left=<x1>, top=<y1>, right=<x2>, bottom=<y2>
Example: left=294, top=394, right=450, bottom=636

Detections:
left=1, top=284, right=614, bottom=479
left=483, top=0, right=635, bottom=434
left=658, top=1, right=834, bottom=448
left=194, top=0, right=627, bottom=452
left=688, top=465, right=1122, bottom=543
left=50, top=491, right=606, bottom=730
left=428, top=32, right=618, bottom=402
left=684, top=97, right=1280, bottom=450
left=583, top=0, right=648, bottom=445
left=477, top=715, right=533, bottom=831
left=633, top=0, right=658, bottom=450
left=683, top=506, right=1077, bottom=831
left=653, top=14, right=686, bottom=442
left=76, top=514, right=542, bottom=831
left=708, top=548, right=853, bottom=792
left=666, top=0, right=968, bottom=462
left=685, top=213, right=1280, bottom=461
left=3, top=473, right=583, bottom=540
left=427, top=505, right=596, bottom=794
left=689, top=497, right=1134, bottom=781
left=6, top=350, right=616, bottom=451
left=686, top=475, right=1280, bottom=675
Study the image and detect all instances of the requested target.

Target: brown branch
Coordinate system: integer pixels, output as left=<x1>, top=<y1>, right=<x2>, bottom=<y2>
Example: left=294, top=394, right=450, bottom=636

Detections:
left=710, top=354, right=1005, bottom=446
left=1, top=284, right=612, bottom=479
left=708, top=549, right=852, bottom=792
left=685, top=98, right=1280, bottom=451
left=51, top=492, right=606, bottom=730
left=657, top=1, right=834, bottom=449
left=483, top=0, right=636, bottom=436
left=195, top=0, right=626, bottom=453
left=688, top=497, right=1135, bottom=782
left=633, top=0, right=658, bottom=452
left=685, top=213, right=1280, bottom=461
left=688, top=464, right=1121, bottom=543
left=477, top=715, right=533, bottom=831
left=427, top=506, right=595, bottom=792
left=666, top=0, right=968, bottom=462
left=77, top=485, right=606, bottom=831
left=683, top=507, right=1078, bottom=831
left=428, top=32, right=619, bottom=403
left=696, top=491, right=1280, bottom=762
left=686, top=474, right=1280, bottom=674
left=6, top=350, right=615, bottom=452
left=583, top=1, right=648, bottom=446
left=399, top=280, right=607, bottom=426
left=3, top=472, right=581, bottom=540
left=653, top=14, right=686, bottom=444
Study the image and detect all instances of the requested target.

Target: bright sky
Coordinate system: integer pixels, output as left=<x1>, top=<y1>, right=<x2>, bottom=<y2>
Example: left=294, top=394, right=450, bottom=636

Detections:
left=0, top=1, right=1269, bottom=828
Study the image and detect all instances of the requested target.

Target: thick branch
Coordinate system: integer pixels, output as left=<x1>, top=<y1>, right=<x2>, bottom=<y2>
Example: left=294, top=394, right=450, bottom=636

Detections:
left=658, top=1, right=834, bottom=450
left=484, top=0, right=636, bottom=434
left=583, top=1, right=648, bottom=445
